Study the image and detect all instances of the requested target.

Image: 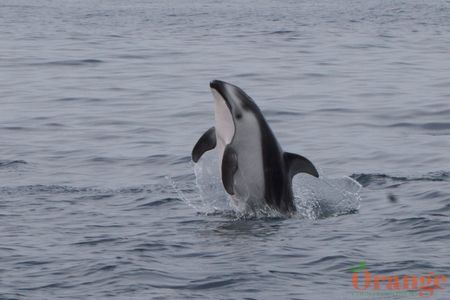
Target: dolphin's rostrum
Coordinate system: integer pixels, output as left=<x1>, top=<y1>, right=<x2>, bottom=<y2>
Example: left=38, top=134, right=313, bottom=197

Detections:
left=192, top=80, right=319, bottom=214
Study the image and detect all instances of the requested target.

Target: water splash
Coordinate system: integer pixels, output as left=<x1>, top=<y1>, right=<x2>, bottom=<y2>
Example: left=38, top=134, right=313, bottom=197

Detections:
left=177, top=150, right=361, bottom=219
left=192, top=151, right=235, bottom=213
left=293, top=174, right=361, bottom=219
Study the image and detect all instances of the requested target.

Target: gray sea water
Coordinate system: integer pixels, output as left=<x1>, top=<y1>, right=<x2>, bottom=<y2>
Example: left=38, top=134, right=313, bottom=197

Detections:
left=1, top=0, right=450, bottom=299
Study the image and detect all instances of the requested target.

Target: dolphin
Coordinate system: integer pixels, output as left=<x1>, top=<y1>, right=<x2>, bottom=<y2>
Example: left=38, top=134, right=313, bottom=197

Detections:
left=192, top=80, right=319, bottom=214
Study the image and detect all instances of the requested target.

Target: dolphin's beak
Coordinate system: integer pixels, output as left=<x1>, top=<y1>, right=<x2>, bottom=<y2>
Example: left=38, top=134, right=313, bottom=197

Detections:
left=210, top=79, right=225, bottom=91
left=210, top=80, right=226, bottom=99
left=210, top=80, right=232, bottom=109
left=210, top=79, right=256, bottom=112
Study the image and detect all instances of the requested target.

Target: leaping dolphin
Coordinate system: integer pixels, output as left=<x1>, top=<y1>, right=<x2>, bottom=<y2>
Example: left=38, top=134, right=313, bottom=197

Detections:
left=192, top=80, right=319, bottom=214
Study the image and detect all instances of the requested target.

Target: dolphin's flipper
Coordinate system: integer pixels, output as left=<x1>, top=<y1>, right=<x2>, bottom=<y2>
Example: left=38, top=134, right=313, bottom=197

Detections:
left=192, top=127, right=216, bottom=163
left=221, top=145, right=238, bottom=195
left=284, top=152, right=319, bottom=179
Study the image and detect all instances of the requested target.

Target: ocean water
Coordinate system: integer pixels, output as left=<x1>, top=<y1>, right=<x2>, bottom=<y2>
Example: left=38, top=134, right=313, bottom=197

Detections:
left=1, top=0, right=449, bottom=299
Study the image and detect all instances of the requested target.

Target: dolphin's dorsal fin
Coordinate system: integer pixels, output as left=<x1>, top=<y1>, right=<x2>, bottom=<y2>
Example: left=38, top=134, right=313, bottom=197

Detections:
left=221, top=145, right=238, bottom=195
left=191, top=127, right=216, bottom=163
left=284, top=152, right=319, bottom=179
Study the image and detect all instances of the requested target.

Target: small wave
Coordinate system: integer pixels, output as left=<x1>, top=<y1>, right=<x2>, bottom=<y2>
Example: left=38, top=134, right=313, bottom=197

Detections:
left=76, top=194, right=114, bottom=201
left=0, top=184, right=165, bottom=196
left=382, top=216, right=431, bottom=227
left=1, top=126, right=29, bottom=131
left=428, top=203, right=450, bottom=215
left=106, top=34, right=124, bottom=38
left=128, top=242, right=168, bottom=252
left=341, top=43, right=390, bottom=49
left=186, top=278, right=239, bottom=290
left=267, top=30, right=295, bottom=35
left=116, top=54, right=149, bottom=59
left=0, top=160, right=27, bottom=168
left=32, top=59, right=104, bottom=66
left=148, top=277, right=240, bottom=290
left=144, top=154, right=171, bottom=164
left=263, top=109, right=305, bottom=117
left=235, top=72, right=259, bottom=78
left=387, top=108, right=450, bottom=118
left=15, top=260, right=51, bottom=266
left=136, top=197, right=180, bottom=208
left=83, top=264, right=117, bottom=276
left=304, top=72, right=327, bottom=78
left=169, top=111, right=208, bottom=118
left=55, top=97, right=104, bottom=102
left=380, top=217, right=450, bottom=242
left=0, top=184, right=94, bottom=195
left=172, top=156, right=192, bottom=165
left=73, top=237, right=124, bottom=246
left=20, top=283, right=65, bottom=291
left=45, top=122, right=65, bottom=127
left=87, top=156, right=124, bottom=163
left=313, top=107, right=357, bottom=114
left=303, top=255, right=350, bottom=271
left=351, top=171, right=450, bottom=187
left=166, top=12, right=208, bottom=18
left=388, top=122, right=450, bottom=130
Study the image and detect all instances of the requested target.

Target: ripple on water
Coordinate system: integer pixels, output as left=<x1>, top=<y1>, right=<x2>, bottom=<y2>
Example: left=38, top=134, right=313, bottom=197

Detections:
left=135, top=197, right=180, bottom=208
left=388, top=122, right=450, bottom=131
left=380, top=217, right=450, bottom=242
left=0, top=184, right=168, bottom=197
left=30, top=59, right=105, bottom=66
left=73, top=237, right=125, bottom=246
left=351, top=171, right=450, bottom=188
left=54, top=97, right=104, bottom=102
left=0, top=160, right=28, bottom=168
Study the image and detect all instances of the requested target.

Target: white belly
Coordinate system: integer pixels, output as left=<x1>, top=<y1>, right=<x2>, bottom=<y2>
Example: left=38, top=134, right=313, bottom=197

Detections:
left=230, top=123, right=265, bottom=211
left=212, top=89, right=266, bottom=212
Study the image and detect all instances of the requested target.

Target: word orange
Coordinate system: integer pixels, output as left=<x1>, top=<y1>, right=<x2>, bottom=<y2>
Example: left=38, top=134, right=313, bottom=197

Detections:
left=352, top=266, right=446, bottom=297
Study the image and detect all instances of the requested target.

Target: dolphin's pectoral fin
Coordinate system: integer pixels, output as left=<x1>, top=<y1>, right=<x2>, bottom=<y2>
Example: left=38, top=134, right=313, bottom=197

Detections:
left=284, top=152, right=319, bottom=179
left=221, top=145, right=238, bottom=195
left=191, top=127, right=216, bottom=163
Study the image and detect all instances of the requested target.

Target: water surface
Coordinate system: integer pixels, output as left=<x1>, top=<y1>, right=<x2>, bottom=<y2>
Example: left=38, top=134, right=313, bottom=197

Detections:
left=1, top=0, right=449, bottom=299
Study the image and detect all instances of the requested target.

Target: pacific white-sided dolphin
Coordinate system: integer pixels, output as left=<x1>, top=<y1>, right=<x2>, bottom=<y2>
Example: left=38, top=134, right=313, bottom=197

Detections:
left=192, top=80, right=319, bottom=214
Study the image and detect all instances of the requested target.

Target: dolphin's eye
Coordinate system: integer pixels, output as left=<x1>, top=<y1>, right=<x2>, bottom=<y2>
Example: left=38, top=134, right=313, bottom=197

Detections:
left=235, top=113, right=242, bottom=119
